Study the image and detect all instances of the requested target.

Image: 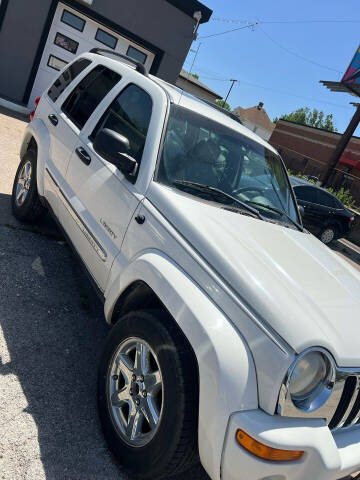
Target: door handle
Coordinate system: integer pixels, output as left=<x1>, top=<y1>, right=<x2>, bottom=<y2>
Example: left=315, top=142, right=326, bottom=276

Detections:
left=48, top=114, right=58, bottom=126
left=75, top=147, right=91, bottom=166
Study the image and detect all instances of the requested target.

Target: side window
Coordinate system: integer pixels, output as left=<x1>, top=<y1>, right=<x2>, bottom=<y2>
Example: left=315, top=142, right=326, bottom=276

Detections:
left=61, top=10, right=85, bottom=32
left=54, top=32, right=79, bottom=55
left=126, top=46, right=147, bottom=65
left=294, top=186, right=317, bottom=203
left=62, top=65, right=121, bottom=130
left=317, top=190, right=337, bottom=208
left=95, top=28, right=117, bottom=49
left=47, top=54, right=67, bottom=72
left=48, top=58, right=91, bottom=102
left=91, top=84, right=153, bottom=164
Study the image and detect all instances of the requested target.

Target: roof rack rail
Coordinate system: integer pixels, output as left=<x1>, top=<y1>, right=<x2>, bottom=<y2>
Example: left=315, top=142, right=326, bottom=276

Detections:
left=201, top=99, right=243, bottom=125
left=89, top=48, right=148, bottom=76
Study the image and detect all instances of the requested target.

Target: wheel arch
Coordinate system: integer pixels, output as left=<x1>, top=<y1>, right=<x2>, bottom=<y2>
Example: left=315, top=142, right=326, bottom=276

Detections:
left=330, top=218, right=344, bottom=235
left=20, top=120, right=49, bottom=197
left=110, top=280, right=165, bottom=324
left=104, top=251, right=258, bottom=480
left=20, top=132, right=38, bottom=159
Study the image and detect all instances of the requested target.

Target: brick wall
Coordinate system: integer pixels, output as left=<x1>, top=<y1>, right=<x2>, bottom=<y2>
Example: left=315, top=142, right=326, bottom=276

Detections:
left=269, top=120, right=360, bottom=205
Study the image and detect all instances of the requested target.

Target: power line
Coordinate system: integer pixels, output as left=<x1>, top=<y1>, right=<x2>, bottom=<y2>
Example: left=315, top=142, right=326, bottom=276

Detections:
left=211, top=18, right=249, bottom=24
left=261, top=20, right=360, bottom=24
left=258, top=26, right=342, bottom=73
left=182, top=64, right=353, bottom=110
left=211, top=18, right=360, bottom=24
left=198, top=18, right=344, bottom=74
left=198, top=21, right=342, bottom=73
left=198, top=22, right=258, bottom=39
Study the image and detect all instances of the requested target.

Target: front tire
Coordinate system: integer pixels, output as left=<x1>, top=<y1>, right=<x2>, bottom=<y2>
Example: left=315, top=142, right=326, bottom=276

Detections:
left=97, top=310, right=199, bottom=479
left=11, top=149, right=46, bottom=223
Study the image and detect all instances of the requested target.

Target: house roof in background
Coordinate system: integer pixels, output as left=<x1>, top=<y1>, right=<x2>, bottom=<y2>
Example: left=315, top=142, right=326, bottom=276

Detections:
left=233, top=105, right=275, bottom=133
left=178, top=69, right=222, bottom=99
left=166, top=0, right=212, bottom=23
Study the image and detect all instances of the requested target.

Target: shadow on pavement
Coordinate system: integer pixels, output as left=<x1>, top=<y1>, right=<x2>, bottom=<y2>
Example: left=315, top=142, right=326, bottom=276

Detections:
left=0, top=106, right=29, bottom=123
left=0, top=192, right=209, bottom=480
left=0, top=193, right=61, bottom=239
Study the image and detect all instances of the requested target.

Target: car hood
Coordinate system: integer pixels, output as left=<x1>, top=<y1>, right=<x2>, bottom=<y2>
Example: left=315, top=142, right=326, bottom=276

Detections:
left=148, top=183, right=360, bottom=367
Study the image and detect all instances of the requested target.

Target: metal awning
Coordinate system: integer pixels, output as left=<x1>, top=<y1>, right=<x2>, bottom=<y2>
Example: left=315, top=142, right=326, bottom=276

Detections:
left=339, top=156, right=360, bottom=170
left=320, top=80, right=360, bottom=97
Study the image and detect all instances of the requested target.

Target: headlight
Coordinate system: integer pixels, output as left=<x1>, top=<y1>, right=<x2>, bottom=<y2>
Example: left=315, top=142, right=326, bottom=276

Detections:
left=279, top=349, right=335, bottom=414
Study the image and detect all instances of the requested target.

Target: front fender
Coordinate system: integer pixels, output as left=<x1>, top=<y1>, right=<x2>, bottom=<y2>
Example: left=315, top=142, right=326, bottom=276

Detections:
left=20, top=119, right=50, bottom=197
left=105, top=250, right=258, bottom=480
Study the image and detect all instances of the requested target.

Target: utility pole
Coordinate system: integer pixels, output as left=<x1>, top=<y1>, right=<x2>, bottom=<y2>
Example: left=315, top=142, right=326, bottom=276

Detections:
left=187, top=42, right=201, bottom=80
left=222, top=79, right=237, bottom=109
left=322, top=104, right=360, bottom=187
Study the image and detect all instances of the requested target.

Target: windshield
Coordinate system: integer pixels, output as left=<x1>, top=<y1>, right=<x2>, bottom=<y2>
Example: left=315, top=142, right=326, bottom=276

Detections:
left=156, top=105, right=300, bottom=226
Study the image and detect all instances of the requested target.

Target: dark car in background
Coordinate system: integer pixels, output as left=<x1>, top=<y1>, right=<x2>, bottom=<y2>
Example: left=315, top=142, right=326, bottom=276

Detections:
left=290, top=177, right=355, bottom=245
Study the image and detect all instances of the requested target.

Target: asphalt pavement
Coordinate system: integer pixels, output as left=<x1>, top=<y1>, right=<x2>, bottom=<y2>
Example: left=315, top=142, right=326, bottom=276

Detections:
left=0, top=197, right=208, bottom=480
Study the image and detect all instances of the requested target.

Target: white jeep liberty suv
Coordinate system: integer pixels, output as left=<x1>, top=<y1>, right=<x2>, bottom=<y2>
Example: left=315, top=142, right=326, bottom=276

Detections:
left=12, top=50, right=360, bottom=480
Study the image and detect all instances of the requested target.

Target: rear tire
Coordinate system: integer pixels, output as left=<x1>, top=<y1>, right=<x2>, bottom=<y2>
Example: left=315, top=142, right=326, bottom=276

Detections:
left=11, top=149, right=46, bottom=223
left=97, top=310, right=199, bottom=479
left=319, top=226, right=337, bottom=245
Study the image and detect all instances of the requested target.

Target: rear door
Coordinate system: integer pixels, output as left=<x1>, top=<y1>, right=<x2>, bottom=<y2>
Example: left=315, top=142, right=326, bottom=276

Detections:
left=316, top=189, right=340, bottom=228
left=44, top=60, right=120, bottom=218
left=293, top=186, right=322, bottom=233
left=61, top=76, right=157, bottom=292
left=42, top=57, right=92, bottom=215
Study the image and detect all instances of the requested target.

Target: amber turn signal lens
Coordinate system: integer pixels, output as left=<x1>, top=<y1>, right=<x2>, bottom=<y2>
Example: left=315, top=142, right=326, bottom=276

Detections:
left=236, top=429, right=304, bottom=462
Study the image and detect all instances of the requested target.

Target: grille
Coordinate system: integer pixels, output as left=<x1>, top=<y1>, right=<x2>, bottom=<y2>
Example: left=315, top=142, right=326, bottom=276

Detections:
left=329, top=374, right=360, bottom=431
left=277, top=361, right=360, bottom=429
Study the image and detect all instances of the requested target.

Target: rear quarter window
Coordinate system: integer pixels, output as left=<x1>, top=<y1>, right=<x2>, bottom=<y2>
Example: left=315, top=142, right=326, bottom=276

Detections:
left=294, top=186, right=317, bottom=203
left=61, top=65, right=121, bottom=130
left=317, top=190, right=337, bottom=208
left=48, top=58, right=91, bottom=102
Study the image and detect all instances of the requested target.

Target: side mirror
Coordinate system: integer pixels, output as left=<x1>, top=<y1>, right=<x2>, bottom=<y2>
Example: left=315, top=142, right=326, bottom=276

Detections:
left=93, top=129, right=138, bottom=177
left=298, top=205, right=305, bottom=218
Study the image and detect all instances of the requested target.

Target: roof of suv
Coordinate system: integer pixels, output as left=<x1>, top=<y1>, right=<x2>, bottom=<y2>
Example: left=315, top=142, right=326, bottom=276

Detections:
left=85, top=51, right=277, bottom=154
left=151, top=75, right=277, bottom=153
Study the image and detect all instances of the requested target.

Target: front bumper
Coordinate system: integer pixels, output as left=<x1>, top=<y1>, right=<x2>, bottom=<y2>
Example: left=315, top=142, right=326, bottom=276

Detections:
left=221, top=410, right=360, bottom=480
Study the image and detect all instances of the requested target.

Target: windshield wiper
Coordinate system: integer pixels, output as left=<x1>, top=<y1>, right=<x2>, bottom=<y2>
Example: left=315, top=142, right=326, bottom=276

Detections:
left=173, top=180, right=265, bottom=221
left=246, top=200, right=303, bottom=232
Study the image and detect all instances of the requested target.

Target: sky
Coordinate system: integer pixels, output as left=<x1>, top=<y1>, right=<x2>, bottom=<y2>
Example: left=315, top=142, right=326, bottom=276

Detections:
left=183, top=0, right=360, bottom=134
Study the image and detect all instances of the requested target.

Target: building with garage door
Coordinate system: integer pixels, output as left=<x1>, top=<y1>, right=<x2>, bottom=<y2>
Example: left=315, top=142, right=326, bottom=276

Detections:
left=0, top=0, right=212, bottom=112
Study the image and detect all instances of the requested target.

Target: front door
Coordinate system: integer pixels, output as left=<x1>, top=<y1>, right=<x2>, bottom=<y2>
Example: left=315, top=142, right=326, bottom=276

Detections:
left=61, top=80, right=154, bottom=292
left=29, top=3, right=155, bottom=107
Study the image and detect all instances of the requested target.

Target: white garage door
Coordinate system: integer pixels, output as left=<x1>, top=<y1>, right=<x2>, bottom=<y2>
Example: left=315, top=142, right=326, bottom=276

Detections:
left=29, top=3, right=155, bottom=107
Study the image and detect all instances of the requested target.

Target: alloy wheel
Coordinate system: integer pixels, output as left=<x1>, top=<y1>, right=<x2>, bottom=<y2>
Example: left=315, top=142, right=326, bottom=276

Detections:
left=107, top=337, right=163, bottom=447
left=15, top=161, right=32, bottom=207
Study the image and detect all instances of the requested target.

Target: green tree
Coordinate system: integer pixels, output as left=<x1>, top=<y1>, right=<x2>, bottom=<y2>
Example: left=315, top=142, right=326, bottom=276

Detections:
left=273, top=107, right=337, bottom=132
left=190, top=72, right=199, bottom=79
left=216, top=99, right=231, bottom=111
